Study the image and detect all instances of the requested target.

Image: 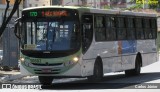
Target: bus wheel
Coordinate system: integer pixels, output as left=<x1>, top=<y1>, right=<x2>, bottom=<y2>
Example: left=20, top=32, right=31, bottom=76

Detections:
left=87, top=60, right=103, bottom=82
left=125, top=56, right=141, bottom=76
left=133, top=56, right=141, bottom=75
left=38, top=76, right=53, bottom=85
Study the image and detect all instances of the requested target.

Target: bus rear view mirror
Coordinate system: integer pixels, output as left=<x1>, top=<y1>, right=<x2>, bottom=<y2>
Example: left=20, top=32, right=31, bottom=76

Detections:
left=14, top=17, right=21, bottom=39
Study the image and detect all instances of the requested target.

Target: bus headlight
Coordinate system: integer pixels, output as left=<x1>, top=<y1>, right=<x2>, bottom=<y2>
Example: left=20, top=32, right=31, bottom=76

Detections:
left=20, top=57, right=25, bottom=62
left=19, top=58, right=34, bottom=67
left=64, top=57, right=79, bottom=66
left=73, top=57, right=79, bottom=63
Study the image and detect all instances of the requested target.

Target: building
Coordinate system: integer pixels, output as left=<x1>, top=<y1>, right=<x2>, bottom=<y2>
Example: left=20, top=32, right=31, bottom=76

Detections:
left=0, top=0, right=23, bottom=47
left=50, top=0, right=137, bottom=9
left=0, top=0, right=23, bottom=27
left=108, top=0, right=149, bottom=9
left=51, top=0, right=63, bottom=5
left=87, top=0, right=102, bottom=8
left=24, top=0, right=50, bottom=8
left=22, top=0, right=137, bottom=9
left=51, top=0, right=102, bottom=8
left=0, top=0, right=23, bottom=67
left=101, top=0, right=136, bottom=9
left=0, top=0, right=15, bottom=5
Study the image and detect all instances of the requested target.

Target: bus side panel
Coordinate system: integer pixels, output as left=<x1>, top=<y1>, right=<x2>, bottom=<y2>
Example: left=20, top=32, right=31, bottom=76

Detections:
left=82, top=41, right=123, bottom=75
left=121, top=40, right=137, bottom=71
left=102, top=57, right=121, bottom=73
left=122, top=55, right=136, bottom=71
left=137, top=40, right=157, bottom=67
left=20, top=63, right=34, bottom=76
left=81, top=59, right=95, bottom=76
left=61, top=62, right=83, bottom=76
left=141, top=53, right=157, bottom=67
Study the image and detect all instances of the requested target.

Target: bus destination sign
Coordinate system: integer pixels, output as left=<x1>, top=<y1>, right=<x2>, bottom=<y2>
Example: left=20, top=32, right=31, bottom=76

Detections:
left=29, top=10, right=68, bottom=17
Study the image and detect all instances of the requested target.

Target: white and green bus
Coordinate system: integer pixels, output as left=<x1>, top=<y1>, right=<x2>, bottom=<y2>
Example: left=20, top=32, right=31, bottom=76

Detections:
left=15, top=6, right=158, bottom=85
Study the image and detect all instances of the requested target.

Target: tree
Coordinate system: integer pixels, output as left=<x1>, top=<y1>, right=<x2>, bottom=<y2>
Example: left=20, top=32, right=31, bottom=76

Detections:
left=149, top=0, right=160, bottom=9
left=128, top=0, right=160, bottom=10
left=127, top=0, right=143, bottom=10
left=0, top=0, right=22, bottom=38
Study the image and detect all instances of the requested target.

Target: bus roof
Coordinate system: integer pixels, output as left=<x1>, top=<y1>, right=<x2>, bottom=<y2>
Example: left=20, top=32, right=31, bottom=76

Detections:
left=23, top=6, right=157, bottom=17
left=120, top=10, right=157, bottom=17
left=23, top=6, right=81, bottom=10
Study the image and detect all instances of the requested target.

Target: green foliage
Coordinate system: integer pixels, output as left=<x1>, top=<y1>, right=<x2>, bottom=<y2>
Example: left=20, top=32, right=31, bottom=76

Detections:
left=127, top=4, right=143, bottom=10
left=149, top=1, right=160, bottom=9
left=128, top=0, right=160, bottom=10
left=103, top=5, right=111, bottom=9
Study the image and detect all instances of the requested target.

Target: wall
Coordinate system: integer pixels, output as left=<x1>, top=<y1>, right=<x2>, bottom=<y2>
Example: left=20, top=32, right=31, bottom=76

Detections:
left=51, top=0, right=102, bottom=8
left=27, top=0, right=50, bottom=7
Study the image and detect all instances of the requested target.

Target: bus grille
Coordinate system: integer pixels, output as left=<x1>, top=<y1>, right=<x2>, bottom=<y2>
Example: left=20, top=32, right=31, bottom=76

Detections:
left=34, top=69, right=61, bottom=74
left=31, top=63, right=63, bottom=66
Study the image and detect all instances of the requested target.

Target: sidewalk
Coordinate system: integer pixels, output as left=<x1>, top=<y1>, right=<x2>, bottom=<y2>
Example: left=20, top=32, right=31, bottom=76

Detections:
left=0, top=70, right=25, bottom=83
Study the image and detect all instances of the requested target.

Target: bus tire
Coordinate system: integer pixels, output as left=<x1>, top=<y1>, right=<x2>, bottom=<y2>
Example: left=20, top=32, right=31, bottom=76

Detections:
left=38, top=76, right=53, bottom=85
left=87, top=59, right=103, bottom=82
left=133, top=56, right=141, bottom=75
left=125, top=55, right=141, bottom=76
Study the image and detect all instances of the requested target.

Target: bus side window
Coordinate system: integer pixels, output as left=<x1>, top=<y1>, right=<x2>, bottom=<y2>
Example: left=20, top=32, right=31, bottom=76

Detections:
left=143, top=18, right=152, bottom=39
left=150, top=18, right=157, bottom=39
left=106, top=16, right=116, bottom=41
left=135, top=18, right=144, bottom=39
left=126, top=17, right=135, bottom=40
left=116, top=17, right=127, bottom=40
left=95, top=16, right=106, bottom=41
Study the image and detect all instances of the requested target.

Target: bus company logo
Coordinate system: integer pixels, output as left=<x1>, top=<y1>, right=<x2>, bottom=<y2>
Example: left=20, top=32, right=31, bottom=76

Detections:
left=2, top=84, right=12, bottom=89
left=136, top=0, right=158, bottom=5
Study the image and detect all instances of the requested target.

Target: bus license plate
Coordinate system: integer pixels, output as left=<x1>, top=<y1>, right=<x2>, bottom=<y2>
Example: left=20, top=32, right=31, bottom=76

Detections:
left=42, top=68, right=51, bottom=72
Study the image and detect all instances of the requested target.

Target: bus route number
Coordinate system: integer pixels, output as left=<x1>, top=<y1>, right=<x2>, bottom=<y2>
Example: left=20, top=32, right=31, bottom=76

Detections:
left=30, top=12, right=38, bottom=17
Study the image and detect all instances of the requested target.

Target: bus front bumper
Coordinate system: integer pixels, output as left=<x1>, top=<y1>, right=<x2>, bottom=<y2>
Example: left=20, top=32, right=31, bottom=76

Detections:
left=20, top=62, right=83, bottom=77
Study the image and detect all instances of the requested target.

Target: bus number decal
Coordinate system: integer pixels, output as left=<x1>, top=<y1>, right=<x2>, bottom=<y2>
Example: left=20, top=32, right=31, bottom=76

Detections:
left=30, top=59, right=41, bottom=63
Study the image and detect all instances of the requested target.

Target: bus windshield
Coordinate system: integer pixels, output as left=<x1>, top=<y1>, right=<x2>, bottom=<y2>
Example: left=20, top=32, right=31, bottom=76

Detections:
left=21, top=19, right=80, bottom=51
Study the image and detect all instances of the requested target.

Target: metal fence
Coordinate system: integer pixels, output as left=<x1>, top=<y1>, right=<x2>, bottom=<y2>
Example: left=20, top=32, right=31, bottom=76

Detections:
left=1, top=27, right=19, bottom=67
